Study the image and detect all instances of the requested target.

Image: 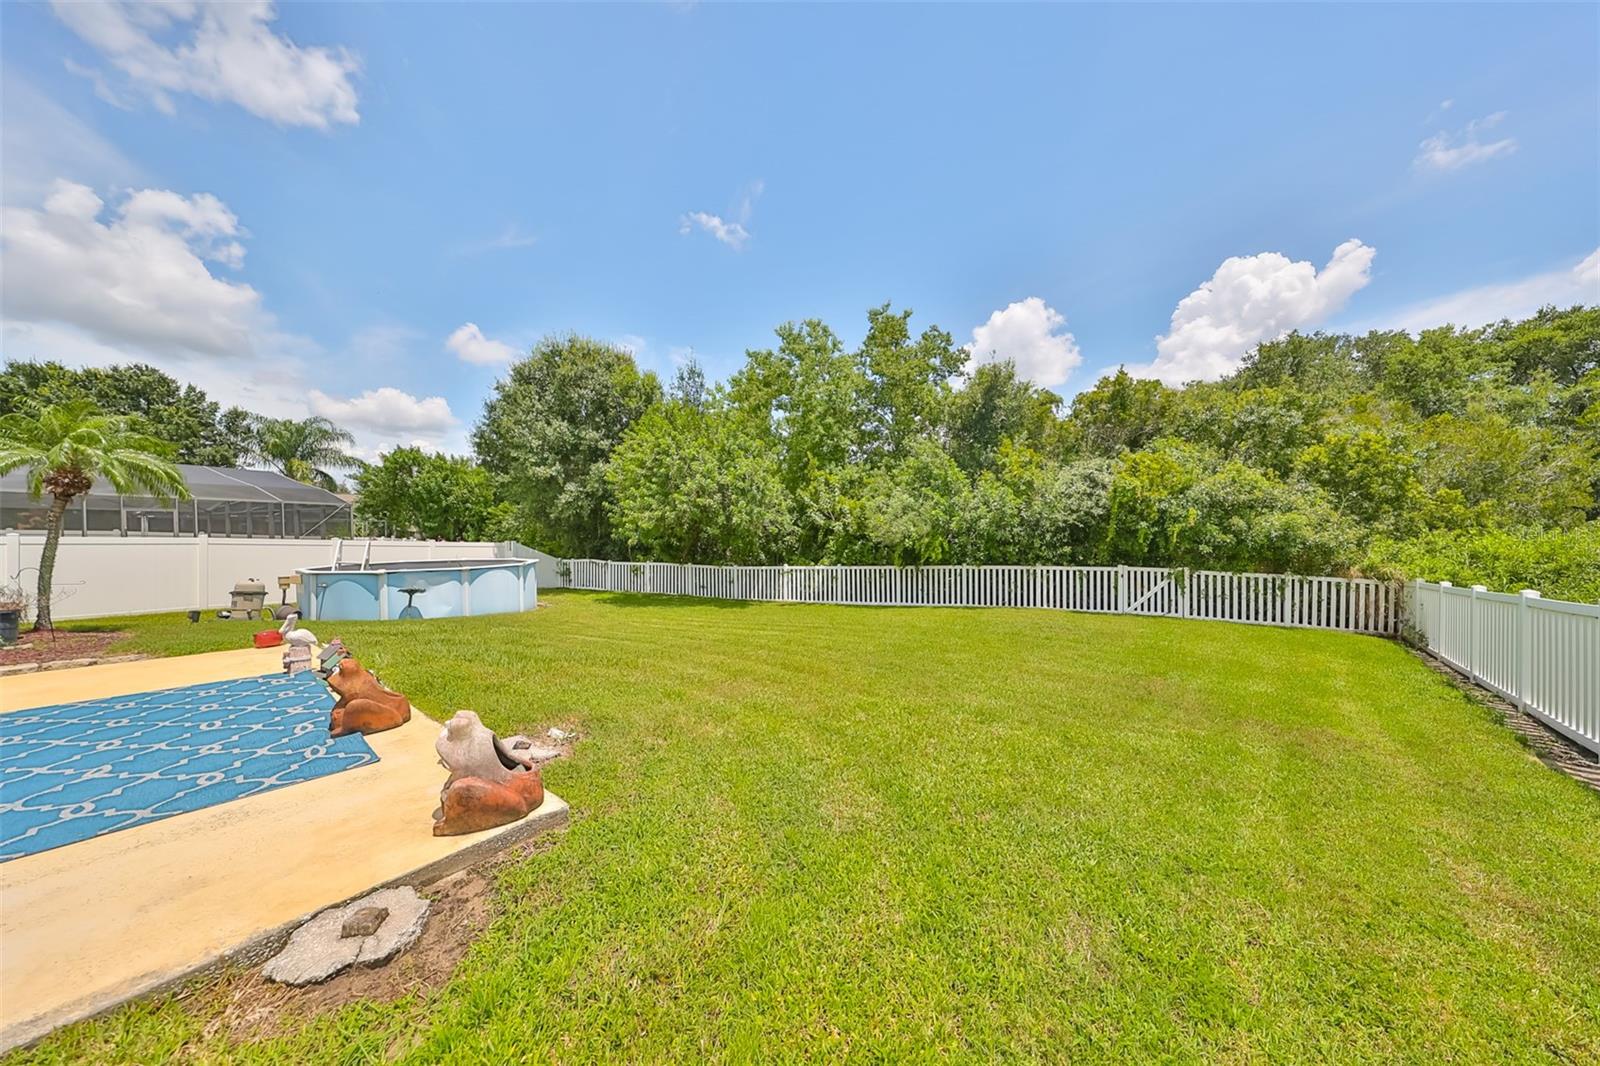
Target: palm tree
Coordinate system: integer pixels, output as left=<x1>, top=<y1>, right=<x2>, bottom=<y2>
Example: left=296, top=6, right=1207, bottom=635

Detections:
left=0, top=400, right=189, bottom=629
left=247, top=416, right=357, bottom=490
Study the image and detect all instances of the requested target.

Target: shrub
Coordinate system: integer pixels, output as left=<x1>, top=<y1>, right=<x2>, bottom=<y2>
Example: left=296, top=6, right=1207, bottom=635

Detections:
left=1364, top=522, right=1600, bottom=602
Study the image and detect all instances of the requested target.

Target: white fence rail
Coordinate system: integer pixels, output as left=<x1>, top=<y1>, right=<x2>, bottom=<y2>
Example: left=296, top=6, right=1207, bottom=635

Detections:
left=1406, top=580, right=1599, bottom=754
left=564, top=560, right=1401, bottom=636
left=2, top=533, right=562, bottom=621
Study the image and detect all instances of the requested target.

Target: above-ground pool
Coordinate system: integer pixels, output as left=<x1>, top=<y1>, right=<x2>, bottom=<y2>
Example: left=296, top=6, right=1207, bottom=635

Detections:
left=298, top=559, right=538, bottom=621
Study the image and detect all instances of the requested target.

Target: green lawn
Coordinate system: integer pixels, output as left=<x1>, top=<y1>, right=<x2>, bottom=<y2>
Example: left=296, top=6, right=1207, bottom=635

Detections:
left=18, top=591, right=1600, bottom=1063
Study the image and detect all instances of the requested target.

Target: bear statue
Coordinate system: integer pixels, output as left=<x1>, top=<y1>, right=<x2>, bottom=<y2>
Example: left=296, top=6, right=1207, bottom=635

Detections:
left=327, top=658, right=412, bottom=738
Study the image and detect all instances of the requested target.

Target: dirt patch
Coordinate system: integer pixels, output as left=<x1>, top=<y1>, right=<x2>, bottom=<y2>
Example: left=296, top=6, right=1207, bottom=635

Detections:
left=0, top=629, right=128, bottom=667
left=205, top=836, right=559, bottom=1043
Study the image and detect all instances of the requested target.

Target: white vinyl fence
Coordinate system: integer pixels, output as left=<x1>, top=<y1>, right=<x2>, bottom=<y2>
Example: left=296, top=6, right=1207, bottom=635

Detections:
left=1406, top=580, right=1599, bottom=754
left=2, top=533, right=562, bottom=621
left=565, top=560, right=1401, bottom=635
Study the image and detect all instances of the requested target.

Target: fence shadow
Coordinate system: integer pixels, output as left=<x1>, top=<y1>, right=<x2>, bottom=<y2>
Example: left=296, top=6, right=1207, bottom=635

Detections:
left=582, top=591, right=757, bottom=610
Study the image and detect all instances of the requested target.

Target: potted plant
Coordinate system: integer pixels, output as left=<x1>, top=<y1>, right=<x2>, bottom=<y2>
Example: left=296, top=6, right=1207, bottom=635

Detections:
left=0, top=582, right=30, bottom=646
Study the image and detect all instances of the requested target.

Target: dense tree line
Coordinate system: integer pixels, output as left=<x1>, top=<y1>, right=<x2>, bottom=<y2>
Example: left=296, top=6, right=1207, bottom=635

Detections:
left=6, top=303, right=1595, bottom=598
left=0, top=361, right=254, bottom=466
left=0, top=361, right=364, bottom=492
left=473, top=305, right=1599, bottom=599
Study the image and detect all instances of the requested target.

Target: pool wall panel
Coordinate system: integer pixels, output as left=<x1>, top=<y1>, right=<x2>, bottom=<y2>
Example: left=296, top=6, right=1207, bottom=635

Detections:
left=300, top=560, right=537, bottom=621
left=384, top=569, right=464, bottom=619
left=316, top=573, right=379, bottom=620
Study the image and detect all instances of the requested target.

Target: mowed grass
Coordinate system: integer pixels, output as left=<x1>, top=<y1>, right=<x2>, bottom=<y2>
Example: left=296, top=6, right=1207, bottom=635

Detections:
left=20, top=591, right=1600, bottom=1063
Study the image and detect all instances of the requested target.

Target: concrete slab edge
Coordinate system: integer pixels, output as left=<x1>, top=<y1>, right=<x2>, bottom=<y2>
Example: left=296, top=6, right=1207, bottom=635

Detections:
left=0, top=654, right=150, bottom=677
left=0, top=792, right=569, bottom=1055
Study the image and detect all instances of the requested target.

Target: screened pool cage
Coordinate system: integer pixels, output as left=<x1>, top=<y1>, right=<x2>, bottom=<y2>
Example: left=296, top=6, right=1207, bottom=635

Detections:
left=0, top=464, right=352, bottom=539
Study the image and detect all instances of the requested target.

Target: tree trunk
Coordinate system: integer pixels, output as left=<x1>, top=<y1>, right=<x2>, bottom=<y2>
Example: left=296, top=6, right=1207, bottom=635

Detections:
left=34, top=495, right=71, bottom=631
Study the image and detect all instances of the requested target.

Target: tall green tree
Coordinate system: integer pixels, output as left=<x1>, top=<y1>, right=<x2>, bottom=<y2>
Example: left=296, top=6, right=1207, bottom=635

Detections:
left=1171, top=384, right=1325, bottom=477
left=474, top=335, right=662, bottom=557
left=857, top=304, right=966, bottom=460
left=246, top=416, right=357, bottom=490
left=353, top=447, right=505, bottom=540
left=944, top=360, right=1060, bottom=474
left=607, top=402, right=794, bottom=564
left=730, top=320, right=867, bottom=477
left=1063, top=369, right=1178, bottom=458
left=1482, top=304, right=1600, bottom=386
left=0, top=400, right=188, bottom=629
left=0, top=360, right=252, bottom=466
left=1230, top=331, right=1368, bottom=401
left=1295, top=429, right=1424, bottom=535
left=849, top=438, right=968, bottom=565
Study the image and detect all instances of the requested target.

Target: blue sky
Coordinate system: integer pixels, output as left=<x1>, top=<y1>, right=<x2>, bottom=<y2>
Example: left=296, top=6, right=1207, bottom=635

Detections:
left=2, top=2, right=1597, bottom=457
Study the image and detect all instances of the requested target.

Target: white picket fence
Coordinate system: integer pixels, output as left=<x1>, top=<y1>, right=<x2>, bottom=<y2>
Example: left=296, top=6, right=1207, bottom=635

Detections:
left=564, top=560, right=1401, bottom=635
left=1406, top=580, right=1599, bottom=754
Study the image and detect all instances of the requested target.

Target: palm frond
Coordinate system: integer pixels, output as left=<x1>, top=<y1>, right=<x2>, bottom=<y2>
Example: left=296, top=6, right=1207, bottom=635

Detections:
left=0, top=400, right=188, bottom=501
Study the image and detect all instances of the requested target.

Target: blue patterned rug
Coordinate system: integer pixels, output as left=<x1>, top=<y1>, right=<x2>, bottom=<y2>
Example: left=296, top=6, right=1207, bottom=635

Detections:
left=0, top=672, right=378, bottom=862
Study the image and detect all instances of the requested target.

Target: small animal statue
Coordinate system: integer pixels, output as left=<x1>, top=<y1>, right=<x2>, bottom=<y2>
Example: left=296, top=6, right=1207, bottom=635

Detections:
left=432, top=710, right=545, bottom=836
left=327, top=658, right=412, bottom=737
left=277, top=612, right=318, bottom=648
left=316, top=639, right=349, bottom=680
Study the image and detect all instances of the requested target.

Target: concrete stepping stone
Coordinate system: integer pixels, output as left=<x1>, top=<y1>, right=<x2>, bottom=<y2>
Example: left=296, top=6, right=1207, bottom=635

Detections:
left=262, top=886, right=430, bottom=986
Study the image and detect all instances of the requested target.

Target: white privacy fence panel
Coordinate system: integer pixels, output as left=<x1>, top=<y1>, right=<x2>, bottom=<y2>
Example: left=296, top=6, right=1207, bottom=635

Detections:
left=1406, top=580, right=1599, bottom=754
left=565, top=561, right=1399, bottom=636
left=2, top=533, right=551, bottom=621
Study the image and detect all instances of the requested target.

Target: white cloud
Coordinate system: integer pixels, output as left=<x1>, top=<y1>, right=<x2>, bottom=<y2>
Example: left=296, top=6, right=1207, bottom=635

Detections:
left=1369, top=248, right=1600, bottom=333
left=1579, top=248, right=1600, bottom=289
left=1415, top=111, right=1517, bottom=172
left=680, top=211, right=749, bottom=249
left=680, top=180, right=762, bottom=250
left=967, top=297, right=1083, bottom=389
left=63, top=57, right=136, bottom=110
left=51, top=0, right=360, bottom=129
left=308, top=387, right=456, bottom=438
left=0, top=179, right=263, bottom=358
left=445, top=322, right=517, bottom=366
left=0, top=177, right=470, bottom=457
left=1129, top=239, right=1376, bottom=385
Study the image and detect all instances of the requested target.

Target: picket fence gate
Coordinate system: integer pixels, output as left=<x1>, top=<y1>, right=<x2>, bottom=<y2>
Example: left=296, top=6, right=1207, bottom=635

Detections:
left=564, top=560, right=1401, bottom=636
left=1406, top=580, right=1599, bottom=754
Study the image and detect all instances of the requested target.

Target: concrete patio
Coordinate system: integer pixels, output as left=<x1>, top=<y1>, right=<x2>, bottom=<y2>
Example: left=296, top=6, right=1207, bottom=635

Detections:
left=0, top=648, right=567, bottom=1052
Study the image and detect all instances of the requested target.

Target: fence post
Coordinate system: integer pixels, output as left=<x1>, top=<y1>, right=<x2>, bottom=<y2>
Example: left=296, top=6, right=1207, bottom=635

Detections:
left=1468, top=584, right=1485, bottom=683
left=1437, top=581, right=1452, bottom=658
left=1181, top=568, right=1191, bottom=619
left=1116, top=565, right=1128, bottom=614
left=1516, top=589, right=1540, bottom=713
left=781, top=563, right=791, bottom=603
left=194, top=533, right=209, bottom=610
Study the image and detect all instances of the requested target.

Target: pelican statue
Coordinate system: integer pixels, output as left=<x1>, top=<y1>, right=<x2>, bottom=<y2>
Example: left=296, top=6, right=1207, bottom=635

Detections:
left=278, top=612, right=318, bottom=648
